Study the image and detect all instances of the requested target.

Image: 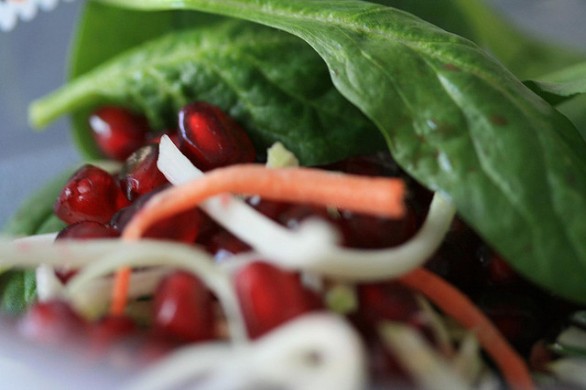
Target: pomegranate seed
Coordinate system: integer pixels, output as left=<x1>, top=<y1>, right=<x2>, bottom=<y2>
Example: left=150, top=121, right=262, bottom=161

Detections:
left=119, top=144, right=169, bottom=201
left=89, top=106, right=150, bottom=161
left=246, top=196, right=289, bottom=221
left=88, top=315, right=137, bottom=355
left=339, top=210, right=418, bottom=249
left=235, top=261, right=322, bottom=339
left=326, top=153, right=400, bottom=177
left=178, top=102, right=256, bottom=170
left=205, top=230, right=251, bottom=261
left=153, top=271, right=215, bottom=342
left=111, top=187, right=200, bottom=243
left=138, top=331, right=184, bottom=364
left=277, top=204, right=332, bottom=230
left=425, top=233, right=484, bottom=294
left=148, top=129, right=180, bottom=146
left=56, top=221, right=120, bottom=240
left=54, top=165, right=129, bottom=225
left=476, top=290, right=544, bottom=353
left=357, top=282, right=420, bottom=325
left=18, top=300, right=87, bottom=345
left=480, top=249, right=519, bottom=285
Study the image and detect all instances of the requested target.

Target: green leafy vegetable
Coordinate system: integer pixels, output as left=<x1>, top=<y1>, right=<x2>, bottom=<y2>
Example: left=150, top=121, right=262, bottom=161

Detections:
left=0, top=270, right=36, bottom=315
left=30, top=20, right=383, bottom=166
left=1, top=172, right=72, bottom=314
left=82, top=0, right=586, bottom=302
left=3, top=170, right=71, bottom=236
left=379, top=0, right=584, bottom=79
left=525, top=62, right=586, bottom=103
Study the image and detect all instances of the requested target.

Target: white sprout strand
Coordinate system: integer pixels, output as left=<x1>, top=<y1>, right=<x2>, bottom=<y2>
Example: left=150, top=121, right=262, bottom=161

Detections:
left=68, top=267, right=173, bottom=320
left=158, top=136, right=456, bottom=280
left=548, top=359, right=586, bottom=388
left=379, top=322, right=470, bottom=390
left=35, top=264, right=65, bottom=301
left=126, top=313, right=366, bottom=390
left=157, top=136, right=340, bottom=268
left=0, top=238, right=181, bottom=269
left=124, top=342, right=233, bottom=390
left=65, top=243, right=248, bottom=344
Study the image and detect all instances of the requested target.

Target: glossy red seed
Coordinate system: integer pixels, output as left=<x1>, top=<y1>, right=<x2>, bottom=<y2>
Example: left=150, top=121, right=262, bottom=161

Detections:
left=148, top=129, right=180, bottom=146
left=111, top=187, right=200, bottom=243
left=235, top=261, right=322, bottom=339
left=205, top=230, right=251, bottom=261
left=88, top=315, right=137, bottom=355
left=54, top=165, right=129, bottom=225
left=89, top=106, right=150, bottom=161
left=277, top=204, right=332, bottom=230
left=482, top=251, right=519, bottom=285
left=357, top=282, right=420, bottom=325
left=119, top=144, right=169, bottom=201
left=56, top=221, right=120, bottom=240
left=153, top=271, right=215, bottom=342
left=339, top=210, right=418, bottom=249
left=18, top=300, right=87, bottom=345
left=246, top=195, right=289, bottom=221
left=178, top=102, right=256, bottom=171
left=476, top=290, right=544, bottom=353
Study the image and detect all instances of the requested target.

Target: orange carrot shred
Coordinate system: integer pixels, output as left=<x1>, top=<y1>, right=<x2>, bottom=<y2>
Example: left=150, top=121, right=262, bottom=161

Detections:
left=111, top=266, right=131, bottom=316
left=400, top=268, right=535, bottom=390
left=111, top=164, right=405, bottom=315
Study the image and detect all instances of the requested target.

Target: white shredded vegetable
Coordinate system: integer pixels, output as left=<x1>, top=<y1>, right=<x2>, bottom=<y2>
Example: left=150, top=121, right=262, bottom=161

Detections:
left=65, top=242, right=248, bottom=343
left=126, top=313, right=366, bottom=390
left=379, top=322, right=469, bottom=390
left=548, top=358, right=586, bottom=387
left=67, top=267, right=172, bottom=320
left=35, top=264, right=65, bottom=302
left=158, top=135, right=456, bottom=280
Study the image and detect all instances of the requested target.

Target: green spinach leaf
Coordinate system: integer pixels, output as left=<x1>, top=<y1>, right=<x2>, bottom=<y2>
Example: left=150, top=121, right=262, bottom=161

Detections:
left=92, top=0, right=586, bottom=302
left=525, top=62, right=586, bottom=104
left=30, top=21, right=383, bottom=166
left=3, top=170, right=70, bottom=236
left=0, top=270, right=36, bottom=315
left=67, top=2, right=227, bottom=158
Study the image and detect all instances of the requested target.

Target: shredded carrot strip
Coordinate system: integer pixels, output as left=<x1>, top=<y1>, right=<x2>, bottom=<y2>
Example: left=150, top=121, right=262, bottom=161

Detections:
left=400, top=268, right=534, bottom=390
left=110, top=266, right=131, bottom=316
left=110, top=164, right=405, bottom=316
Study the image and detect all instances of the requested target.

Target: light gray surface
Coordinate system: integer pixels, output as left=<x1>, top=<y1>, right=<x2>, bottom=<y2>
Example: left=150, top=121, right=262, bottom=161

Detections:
left=1, top=0, right=586, bottom=228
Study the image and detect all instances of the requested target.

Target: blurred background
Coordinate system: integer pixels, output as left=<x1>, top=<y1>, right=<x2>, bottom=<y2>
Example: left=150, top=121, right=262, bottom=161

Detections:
left=1, top=0, right=586, bottom=226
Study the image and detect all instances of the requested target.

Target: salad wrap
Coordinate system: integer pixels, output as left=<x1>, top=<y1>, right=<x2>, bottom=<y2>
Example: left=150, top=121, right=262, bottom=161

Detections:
left=2, top=0, right=586, bottom=389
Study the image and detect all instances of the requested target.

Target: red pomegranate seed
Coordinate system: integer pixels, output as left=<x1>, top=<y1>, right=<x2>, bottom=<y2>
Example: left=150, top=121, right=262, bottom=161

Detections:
left=481, top=251, right=519, bottom=285
left=55, top=221, right=119, bottom=283
left=148, top=129, right=180, bottom=146
left=153, top=271, right=215, bottom=343
left=89, top=106, right=150, bottom=161
left=277, top=204, right=332, bottom=230
left=246, top=195, right=289, bottom=221
left=18, top=300, right=87, bottom=345
left=235, top=261, right=322, bottom=339
left=205, top=230, right=251, bottom=261
left=357, top=282, right=420, bottom=325
left=111, top=187, right=201, bottom=243
left=338, top=210, right=418, bottom=249
left=119, top=144, right=169, bottom=201
left=178, top=102, right=256, bottom=170
left=56, top=221, right=120, bottom=240
left=88, top=315, right=137, bottom=355
left=54, top=165, right=129, bottom=225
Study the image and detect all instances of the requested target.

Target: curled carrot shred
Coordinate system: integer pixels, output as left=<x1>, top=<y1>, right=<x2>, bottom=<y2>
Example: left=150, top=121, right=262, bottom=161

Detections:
left=111, top=164, right=405, bottom=315
left=400, top=268, right=535, bottom=390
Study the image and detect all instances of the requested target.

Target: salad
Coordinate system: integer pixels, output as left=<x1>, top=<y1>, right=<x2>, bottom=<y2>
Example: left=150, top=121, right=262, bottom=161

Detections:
left=2, top=0, right=586, bottom=389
